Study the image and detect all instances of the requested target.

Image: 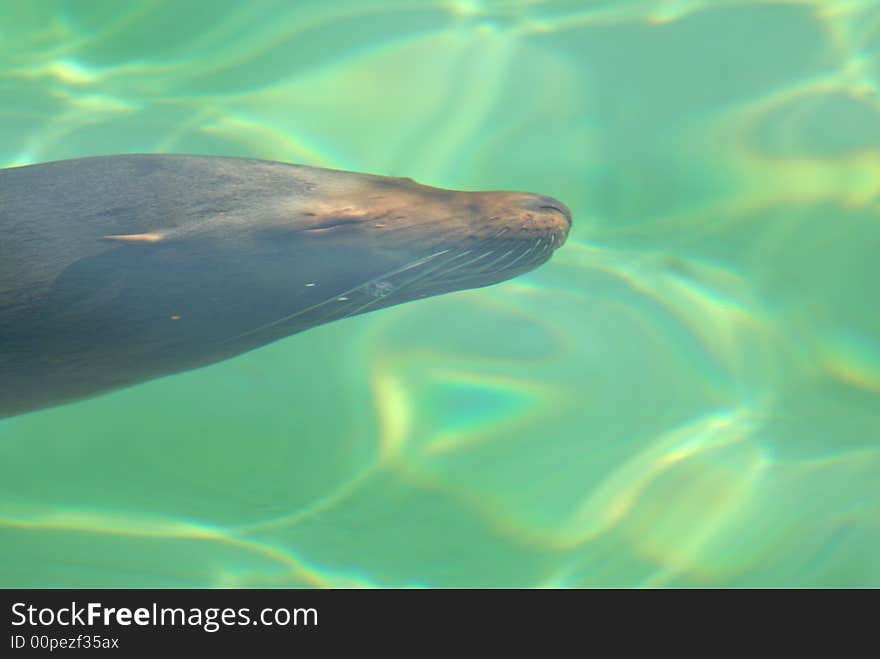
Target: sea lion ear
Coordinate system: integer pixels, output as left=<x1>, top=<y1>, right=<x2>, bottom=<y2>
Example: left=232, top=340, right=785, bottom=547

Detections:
left=102, top=232, right=165, bottom=244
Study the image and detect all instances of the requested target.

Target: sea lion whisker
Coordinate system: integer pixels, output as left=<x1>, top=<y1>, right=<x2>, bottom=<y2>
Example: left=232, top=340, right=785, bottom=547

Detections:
left=373, top=252, right=460, bottom=296
left=221, top=249, right=456, bottom=343
left=471, top=248, right=516, bottom=275
left=489, top=248, right=526, bottom=274
left=366, top=244, right=485, bottom=300
left=339, top=254, right=461, bottom=320
left=382, top=248, right=453, bottom=276
left=366, top=248, right=462, bottom=290
left=341, top=274, right=431, bottom=318
left=337, top=295, right=385, bottom=320
left=503, top=244, right=535, bottom=269
left=434, top=250, right=496, bottom=278
left=435, top=248, right=474, bottom=265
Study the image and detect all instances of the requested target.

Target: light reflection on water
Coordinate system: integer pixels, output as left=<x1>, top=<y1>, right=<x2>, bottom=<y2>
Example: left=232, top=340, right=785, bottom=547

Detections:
left=0, top=0, right=878, bottom=587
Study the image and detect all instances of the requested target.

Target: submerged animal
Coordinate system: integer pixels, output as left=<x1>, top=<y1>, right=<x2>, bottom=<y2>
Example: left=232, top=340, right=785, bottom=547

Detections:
left=0, top=154, right=571, bottom=418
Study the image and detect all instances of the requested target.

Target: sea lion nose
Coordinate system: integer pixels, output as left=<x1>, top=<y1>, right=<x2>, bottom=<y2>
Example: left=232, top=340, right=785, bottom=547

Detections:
left=525, top=195, right=573, bottom=227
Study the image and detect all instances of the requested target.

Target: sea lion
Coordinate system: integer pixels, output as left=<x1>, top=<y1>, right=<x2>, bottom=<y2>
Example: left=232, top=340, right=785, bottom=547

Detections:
left=0, top=154, right=571, bottom=418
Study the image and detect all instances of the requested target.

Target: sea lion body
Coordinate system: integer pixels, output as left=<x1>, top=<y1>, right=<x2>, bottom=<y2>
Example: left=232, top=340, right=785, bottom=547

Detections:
left=0, top=155, right=571, bottom=418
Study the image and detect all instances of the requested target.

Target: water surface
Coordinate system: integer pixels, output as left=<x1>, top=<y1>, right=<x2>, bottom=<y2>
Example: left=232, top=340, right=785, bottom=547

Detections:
left=1, top=0, right=878, bottom=587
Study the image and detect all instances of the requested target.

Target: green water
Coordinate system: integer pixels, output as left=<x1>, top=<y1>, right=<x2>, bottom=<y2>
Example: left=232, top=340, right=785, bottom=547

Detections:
left=1, top=0, right=879, bottom=588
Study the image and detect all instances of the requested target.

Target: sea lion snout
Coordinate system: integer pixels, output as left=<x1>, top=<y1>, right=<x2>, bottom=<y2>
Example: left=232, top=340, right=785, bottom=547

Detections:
left=516, top=192, right=572, bottom=248
left=523, top=194, right=572, bottom=228
left=465, top=190, right=572, bottom=249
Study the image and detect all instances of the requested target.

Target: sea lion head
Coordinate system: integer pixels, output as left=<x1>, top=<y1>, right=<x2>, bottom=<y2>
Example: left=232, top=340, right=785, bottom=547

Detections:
left=213, top=167, right=572, bottom=341
left=85, top=157, right=571, bottom=352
